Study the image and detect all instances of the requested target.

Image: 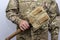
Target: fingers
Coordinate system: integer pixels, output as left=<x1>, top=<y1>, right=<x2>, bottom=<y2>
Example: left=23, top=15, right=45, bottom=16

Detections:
left=24, top=22, right=30, bottom=28
left=25, top=22, right=30, bottom=27
left=19, top=20, right=30, bottom=31
left=20, top=26, right=24, bottom=31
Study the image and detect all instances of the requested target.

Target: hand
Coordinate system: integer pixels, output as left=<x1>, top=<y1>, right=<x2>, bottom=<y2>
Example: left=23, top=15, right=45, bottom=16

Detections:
left=19, top=20, right=30, bottom=31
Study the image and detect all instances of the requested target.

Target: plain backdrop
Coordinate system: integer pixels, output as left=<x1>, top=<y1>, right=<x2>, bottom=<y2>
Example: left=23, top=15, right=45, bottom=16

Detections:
left=0, top=0, right=60, bottom=40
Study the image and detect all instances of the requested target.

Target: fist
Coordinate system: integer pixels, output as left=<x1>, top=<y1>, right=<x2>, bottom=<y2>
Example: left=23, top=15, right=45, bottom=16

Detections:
left=19, top=20, right=30, bottom=31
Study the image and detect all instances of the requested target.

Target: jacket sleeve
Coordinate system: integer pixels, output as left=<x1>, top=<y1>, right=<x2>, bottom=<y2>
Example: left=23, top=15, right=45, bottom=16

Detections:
left=48, top=0, right=59, bottom=40
left=6, top=0, right=22, bottom=25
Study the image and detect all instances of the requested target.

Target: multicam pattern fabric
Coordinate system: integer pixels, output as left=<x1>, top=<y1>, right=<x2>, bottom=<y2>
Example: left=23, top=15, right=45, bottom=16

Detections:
left=6, top=0, right=59, bottom=40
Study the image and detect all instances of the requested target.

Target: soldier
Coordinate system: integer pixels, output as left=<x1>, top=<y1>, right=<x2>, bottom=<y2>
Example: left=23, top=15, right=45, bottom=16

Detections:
left=6, top=0, right=59, bottom=40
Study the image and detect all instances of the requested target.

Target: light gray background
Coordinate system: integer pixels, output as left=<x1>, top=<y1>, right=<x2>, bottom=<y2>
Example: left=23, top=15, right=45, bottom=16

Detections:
left=0, top=0, right=60, bottom=40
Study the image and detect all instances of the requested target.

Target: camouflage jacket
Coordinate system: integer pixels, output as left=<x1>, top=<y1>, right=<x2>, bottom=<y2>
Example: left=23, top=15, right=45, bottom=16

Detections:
left=6, top=0, right=59, bottom=40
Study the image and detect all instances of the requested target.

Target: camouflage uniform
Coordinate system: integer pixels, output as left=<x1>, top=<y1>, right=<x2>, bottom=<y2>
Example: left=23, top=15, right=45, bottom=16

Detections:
left=6, top=0, right=59, bottom=40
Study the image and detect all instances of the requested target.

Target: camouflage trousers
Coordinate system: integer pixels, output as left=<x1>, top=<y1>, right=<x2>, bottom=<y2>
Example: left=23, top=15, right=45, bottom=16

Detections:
left=16, top=24, right=48, bottom=40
